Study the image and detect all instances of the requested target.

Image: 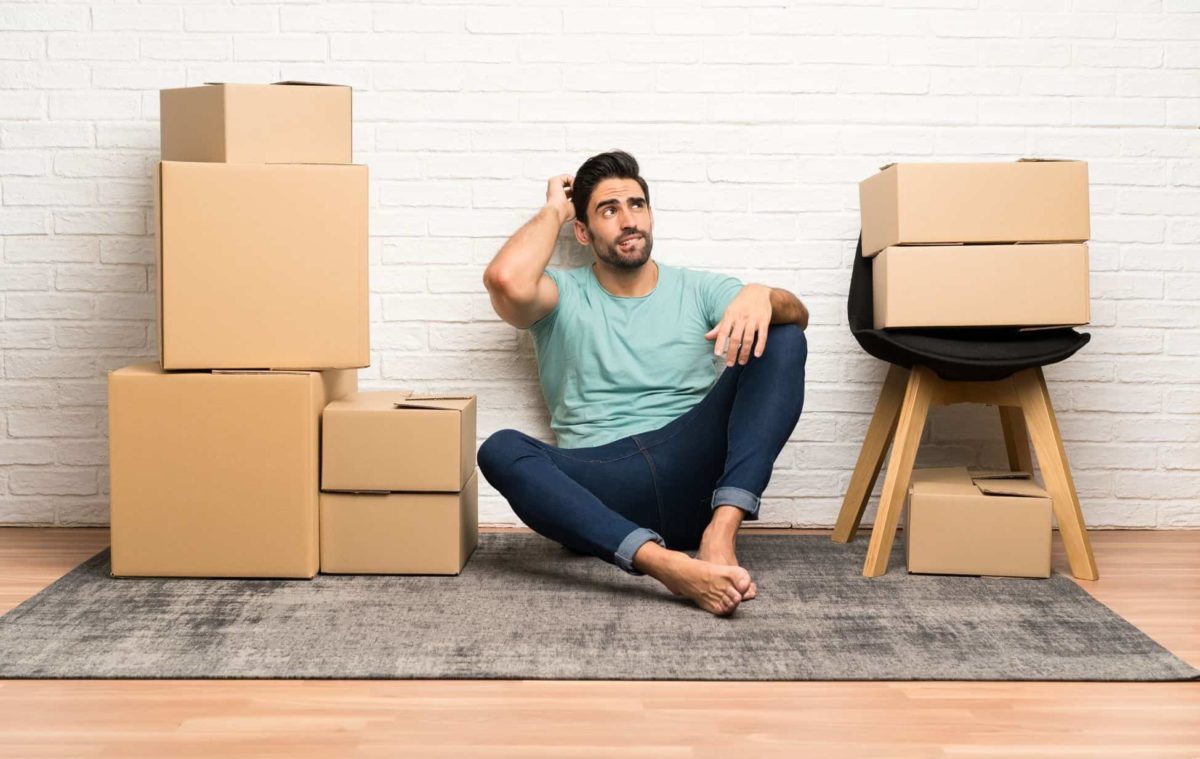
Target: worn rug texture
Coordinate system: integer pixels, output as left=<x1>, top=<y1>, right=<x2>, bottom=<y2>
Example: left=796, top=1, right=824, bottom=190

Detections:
left=0, top=533, right=1196, bottom=681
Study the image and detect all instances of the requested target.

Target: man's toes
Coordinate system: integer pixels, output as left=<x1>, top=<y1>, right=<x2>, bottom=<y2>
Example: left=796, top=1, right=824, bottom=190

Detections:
left=729, top=567, right=753, bottom=595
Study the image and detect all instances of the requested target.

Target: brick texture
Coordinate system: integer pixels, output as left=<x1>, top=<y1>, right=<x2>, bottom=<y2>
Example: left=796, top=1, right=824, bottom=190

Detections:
left=0, top=2, right=1197, bottom=528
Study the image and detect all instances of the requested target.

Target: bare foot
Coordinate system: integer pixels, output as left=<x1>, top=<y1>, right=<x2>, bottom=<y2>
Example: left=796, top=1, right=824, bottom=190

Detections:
left=660, top=553, right=753, bottom=616
left=635, top=544, right=753, bottom=616
left=697, top=523, right=758, bottom=600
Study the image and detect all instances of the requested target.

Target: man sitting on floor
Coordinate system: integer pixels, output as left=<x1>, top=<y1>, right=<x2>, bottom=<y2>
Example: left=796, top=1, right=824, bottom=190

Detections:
left=479, top=150, right=809, bottom=616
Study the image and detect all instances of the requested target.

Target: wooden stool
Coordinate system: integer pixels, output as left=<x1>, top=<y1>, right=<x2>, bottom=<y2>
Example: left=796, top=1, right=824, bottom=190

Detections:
left=831, top=364, right=1098, bottom=580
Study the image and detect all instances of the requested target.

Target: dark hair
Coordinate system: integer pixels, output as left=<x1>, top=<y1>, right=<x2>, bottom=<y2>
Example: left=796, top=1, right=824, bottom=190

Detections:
left=571, top=150, right=650, bottom=225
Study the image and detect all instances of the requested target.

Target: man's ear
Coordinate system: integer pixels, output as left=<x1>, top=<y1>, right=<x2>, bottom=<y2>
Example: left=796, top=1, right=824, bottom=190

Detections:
left=573, top=219, right=590, bottom=246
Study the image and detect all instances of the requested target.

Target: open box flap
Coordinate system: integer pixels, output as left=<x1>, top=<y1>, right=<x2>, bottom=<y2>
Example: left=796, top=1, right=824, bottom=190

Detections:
left=200, top=80, right=348, bottom=87
left=392, top=393, right=475, bottom=411
left=972, top=477, right=1049, bottom=498
left=273, top=80, right=348, bottom=87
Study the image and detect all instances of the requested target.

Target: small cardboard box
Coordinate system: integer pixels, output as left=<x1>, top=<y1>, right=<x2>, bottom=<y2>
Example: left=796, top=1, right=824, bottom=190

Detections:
left=155, top=160, right=369, bottom=370
left=859, top=160, right=1090, bottom=257
left=322, top=391, right=477, bottom=493
left=904, top=466, right=1052, bottom=579
left=160, top=81, right=352, bottom=164
left=872, top=243, right=1090, bottom=329
left=319, top=471, right=479, bottom=575
left=108, top=363, right=358, bottom=578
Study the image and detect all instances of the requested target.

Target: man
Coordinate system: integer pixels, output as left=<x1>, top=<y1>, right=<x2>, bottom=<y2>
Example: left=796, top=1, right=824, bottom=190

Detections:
left=479, top=150, right=808, bottom=616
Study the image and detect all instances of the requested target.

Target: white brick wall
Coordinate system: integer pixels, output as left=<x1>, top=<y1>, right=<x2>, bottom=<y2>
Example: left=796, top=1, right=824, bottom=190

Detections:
left=1, top=2, right=1197, bottom=529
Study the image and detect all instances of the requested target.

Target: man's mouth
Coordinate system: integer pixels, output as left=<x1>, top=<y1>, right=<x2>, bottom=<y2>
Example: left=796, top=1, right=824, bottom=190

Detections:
left=618, top=235, right=642, bottom=248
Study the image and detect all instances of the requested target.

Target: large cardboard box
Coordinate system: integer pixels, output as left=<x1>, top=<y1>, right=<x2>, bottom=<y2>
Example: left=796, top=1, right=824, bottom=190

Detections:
left=872, top=243, right=1090, bottom=329
left=904, top=467, right=1052, bottom=579
left=160, top=81, right=352, bottom=164
left=155, top=160, right=369, bottom=370
left=322, top=391, right=477, bottom=492
left=859, top=160, right=1090, bottom=257
left=108, top=363, right=358, bottom=578
left=320, top=471, right=479, bottom=575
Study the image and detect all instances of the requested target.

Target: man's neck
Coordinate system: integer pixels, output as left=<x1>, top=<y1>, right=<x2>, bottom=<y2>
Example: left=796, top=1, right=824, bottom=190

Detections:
left=592, top=259, right=659, bottom=298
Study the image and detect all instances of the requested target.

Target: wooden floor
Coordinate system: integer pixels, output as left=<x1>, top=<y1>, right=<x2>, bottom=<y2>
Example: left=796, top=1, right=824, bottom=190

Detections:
left=0, top=527, right=1197, bottom=758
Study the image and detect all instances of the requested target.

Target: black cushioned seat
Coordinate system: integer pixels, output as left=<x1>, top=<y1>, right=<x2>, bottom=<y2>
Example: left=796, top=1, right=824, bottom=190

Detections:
left=849, top=235, right=1090, bottom=382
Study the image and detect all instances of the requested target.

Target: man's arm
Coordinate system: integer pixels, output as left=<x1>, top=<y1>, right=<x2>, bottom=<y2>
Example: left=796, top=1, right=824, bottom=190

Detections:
left=706, top=283, right=809, bottom=367
left=769, top=287, right=809, bottom=330
left=482, top=175, right=574, bottom=329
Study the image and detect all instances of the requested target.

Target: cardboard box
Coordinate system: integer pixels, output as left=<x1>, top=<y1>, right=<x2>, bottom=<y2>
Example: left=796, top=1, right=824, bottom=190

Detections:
left=859, top=160, right=1090, bottom=257
left=160, top=81, right=352, bottom=164
left=872, top=243, right=1090, bottom=329
left=319, top=471, right=479, bottom=575
left=322, top=391, right=477, bottom=493
left=108, top=363, right=358, bottom=578
left=904, top=467, right=1052, bottom=579
left=155, top=160, right=369, bottom=370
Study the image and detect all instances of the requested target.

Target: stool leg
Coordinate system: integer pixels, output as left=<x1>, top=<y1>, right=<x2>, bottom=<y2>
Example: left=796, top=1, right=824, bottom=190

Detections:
left=833, top=365, right=909, bottom=544
left=1014, top=368, right=1099, bottom=581
left=999, top=405, right=1034, bottom=473
left=863, top=365, right=935, bottom=577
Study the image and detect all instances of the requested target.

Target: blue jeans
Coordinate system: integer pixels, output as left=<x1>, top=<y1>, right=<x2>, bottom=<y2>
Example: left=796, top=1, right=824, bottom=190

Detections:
left=478, top=323, right=807, bottom=576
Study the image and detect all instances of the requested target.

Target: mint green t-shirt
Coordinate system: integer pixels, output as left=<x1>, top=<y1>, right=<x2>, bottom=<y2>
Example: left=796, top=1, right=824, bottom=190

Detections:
left=527, top=261, right=743, bottom=449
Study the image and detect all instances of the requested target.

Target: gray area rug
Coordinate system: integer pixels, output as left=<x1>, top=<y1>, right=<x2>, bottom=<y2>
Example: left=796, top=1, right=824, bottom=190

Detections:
left=0, top=533, right=1196, bottom=681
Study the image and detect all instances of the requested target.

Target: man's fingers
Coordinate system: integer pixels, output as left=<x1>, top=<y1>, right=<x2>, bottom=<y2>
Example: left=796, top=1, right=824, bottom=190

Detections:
left=725, top=319, right=747, bottom=366
left=738, top=323, right=755, bottom=364
left=712, top=319, right=730, bottom=355
left=754, top=319, right=768, bottom=357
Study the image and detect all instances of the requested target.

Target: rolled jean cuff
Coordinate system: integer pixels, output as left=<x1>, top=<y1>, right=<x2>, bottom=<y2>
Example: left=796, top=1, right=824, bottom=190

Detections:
left=711, top=486, right=762, bottom=521
left=614, top=527, right=666, bottom=575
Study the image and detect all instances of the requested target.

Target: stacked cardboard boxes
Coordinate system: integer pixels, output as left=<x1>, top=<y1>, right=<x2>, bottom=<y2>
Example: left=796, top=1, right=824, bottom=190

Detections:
left=859, top=159, right=1091, bottom=330
left=320, top=391, right=479, bottom=575
left=108, top=82, right=368, bottom=578
left=858, top=159, right=1090, bottom=578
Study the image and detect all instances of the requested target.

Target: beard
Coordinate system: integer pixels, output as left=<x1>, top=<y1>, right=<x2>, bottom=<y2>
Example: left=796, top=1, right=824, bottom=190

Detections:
left=594, top=230, right=653, bottom=271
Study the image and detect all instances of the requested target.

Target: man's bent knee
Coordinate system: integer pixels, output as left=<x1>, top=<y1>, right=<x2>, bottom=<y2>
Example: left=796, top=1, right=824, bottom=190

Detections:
left=477, top=428, right=529, bottom=484
left=761, top=323, right=807, bottom=366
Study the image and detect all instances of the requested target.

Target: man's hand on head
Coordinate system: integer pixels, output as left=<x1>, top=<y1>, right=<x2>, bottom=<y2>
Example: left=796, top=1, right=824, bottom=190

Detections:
left=546, top=174, right=575, bottom=225
left=705, top=284, right=773, bottom=367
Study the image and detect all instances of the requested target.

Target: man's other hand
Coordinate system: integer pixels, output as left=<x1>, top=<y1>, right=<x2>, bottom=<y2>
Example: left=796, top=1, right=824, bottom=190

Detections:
left=705, top=284, right=773, bottom=367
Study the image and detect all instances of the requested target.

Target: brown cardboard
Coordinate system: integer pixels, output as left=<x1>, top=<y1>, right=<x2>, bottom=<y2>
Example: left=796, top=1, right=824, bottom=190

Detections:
left=859, top=160, right=1090, bottom=257
left=107, top=362, right=358, bottom=578
left=155, top=160, right=369, bottom=370
left=160, top=82, right=352, bottom=164
left=319, top=472, right=479, bottom=575
left=872, top=243, right=1090, bottom=329
left=322, top=391, right=477, bottom=493
left=904, top=467, right=1052, bottom=579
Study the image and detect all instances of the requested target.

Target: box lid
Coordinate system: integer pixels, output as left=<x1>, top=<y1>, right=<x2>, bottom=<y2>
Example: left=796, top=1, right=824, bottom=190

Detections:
left=199, top=80, right=349, bottom=88
left=878, top=157, right=1084, bottom=172
left=393, top=393, right=475, bottom=411
left=908, top=466, right=972, bottom=495
left=326, top=390, right=475, bottom=414
left=910, top=466, right=1048, bottom=499
left=969, top=468, right=1049, bottom=497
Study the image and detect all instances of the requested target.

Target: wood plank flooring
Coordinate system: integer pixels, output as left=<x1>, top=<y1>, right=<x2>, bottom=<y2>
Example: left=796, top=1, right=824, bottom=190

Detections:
left=0, top=527, right=1196, bottom=758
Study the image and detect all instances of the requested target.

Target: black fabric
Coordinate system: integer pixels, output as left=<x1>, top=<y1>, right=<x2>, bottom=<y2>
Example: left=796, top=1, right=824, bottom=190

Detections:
left=847, top=235, right=1090, bottom=382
